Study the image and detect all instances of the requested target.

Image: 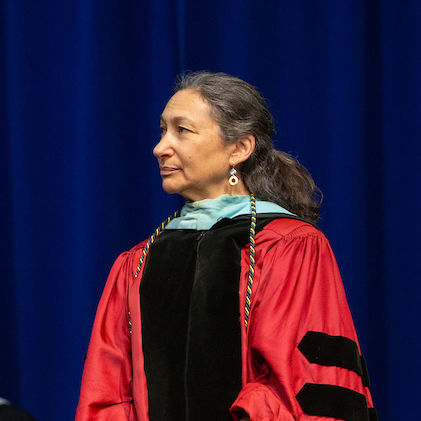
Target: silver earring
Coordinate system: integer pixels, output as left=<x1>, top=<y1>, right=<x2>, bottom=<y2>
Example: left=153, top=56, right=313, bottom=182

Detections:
left=229, top=166, right=239, bottom=186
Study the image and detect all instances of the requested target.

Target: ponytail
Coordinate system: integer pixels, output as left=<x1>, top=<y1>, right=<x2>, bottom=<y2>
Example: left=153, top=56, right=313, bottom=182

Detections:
left=241, top=150, right=322, bottom=223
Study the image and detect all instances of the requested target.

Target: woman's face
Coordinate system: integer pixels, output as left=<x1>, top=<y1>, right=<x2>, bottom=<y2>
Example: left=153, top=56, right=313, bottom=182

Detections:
left=153, top=89, right=236, bottom=201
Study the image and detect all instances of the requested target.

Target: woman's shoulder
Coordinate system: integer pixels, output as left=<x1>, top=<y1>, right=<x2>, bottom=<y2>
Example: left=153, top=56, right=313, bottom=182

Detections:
left=260, top=216, right=323, bottom=240
left=102, top=239, right=150, bottom=285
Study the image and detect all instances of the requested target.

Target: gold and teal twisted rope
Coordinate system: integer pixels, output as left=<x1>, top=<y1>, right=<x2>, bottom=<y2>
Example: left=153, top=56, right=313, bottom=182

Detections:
left=128, top=210, right=179, bottom=334
left=245, top=193, right=257, bottom=329
left=134, top=210, right=180, bottom=279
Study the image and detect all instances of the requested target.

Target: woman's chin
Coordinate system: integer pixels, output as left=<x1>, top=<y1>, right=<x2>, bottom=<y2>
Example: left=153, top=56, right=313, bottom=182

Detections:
left=161, top=181, right=181, bottom=195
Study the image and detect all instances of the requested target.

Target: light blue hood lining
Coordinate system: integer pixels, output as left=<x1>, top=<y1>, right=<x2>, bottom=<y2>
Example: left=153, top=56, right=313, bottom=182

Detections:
left=166, top=194, right=294, bottom=231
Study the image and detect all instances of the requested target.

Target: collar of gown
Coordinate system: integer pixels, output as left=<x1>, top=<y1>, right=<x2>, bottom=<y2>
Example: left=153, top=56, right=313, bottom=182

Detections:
left=166, top=194, right=294, bottom=230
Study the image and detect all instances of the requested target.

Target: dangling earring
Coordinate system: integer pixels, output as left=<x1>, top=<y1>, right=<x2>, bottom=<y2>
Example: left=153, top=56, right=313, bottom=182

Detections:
left=229, top=166, right=239, bottom=186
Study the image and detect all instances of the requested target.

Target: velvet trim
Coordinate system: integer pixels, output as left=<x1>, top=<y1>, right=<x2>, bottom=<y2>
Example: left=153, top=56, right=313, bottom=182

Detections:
left=140, top=214, right=295, bottom=421
left=298, top=331, right=363, bottom=375
left=298, top=331, right=374, bottom=390
left=140, top=230, right=198, bottom=420
left=296, top=383, right=371, bottom=421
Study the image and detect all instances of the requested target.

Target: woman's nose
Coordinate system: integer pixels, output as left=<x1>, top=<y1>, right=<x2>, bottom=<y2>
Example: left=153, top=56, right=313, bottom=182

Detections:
left=153, top=136, right=170, bottom=159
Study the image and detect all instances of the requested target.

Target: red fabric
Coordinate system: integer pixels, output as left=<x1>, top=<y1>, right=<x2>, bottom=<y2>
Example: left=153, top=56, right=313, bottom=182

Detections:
left=231, top=219, right=374, bottom=420
left=75, top=219, right=374, bottom=421
left=75, top=243, right=148, bottom=421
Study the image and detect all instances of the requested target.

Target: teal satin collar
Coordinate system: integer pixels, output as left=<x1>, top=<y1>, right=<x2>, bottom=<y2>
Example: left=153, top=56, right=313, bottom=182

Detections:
left=166, top=194, right=293, bottom=230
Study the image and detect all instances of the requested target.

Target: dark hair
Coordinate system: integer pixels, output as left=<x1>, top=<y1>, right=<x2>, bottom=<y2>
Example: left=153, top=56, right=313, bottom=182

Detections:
left=174, top=71, right=322, bottom=223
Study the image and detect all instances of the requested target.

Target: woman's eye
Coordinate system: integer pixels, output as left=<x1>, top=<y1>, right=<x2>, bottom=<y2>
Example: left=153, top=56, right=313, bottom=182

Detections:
left=160, top=126, right=167, bottom=136
left=178, top=126, right=189, bottom=134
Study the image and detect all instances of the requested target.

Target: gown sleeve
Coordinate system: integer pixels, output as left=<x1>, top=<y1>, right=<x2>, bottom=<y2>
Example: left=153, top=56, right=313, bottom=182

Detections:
left=230, top=225, right=377, bottom=421
left=75, top=251, right=135, bottom=421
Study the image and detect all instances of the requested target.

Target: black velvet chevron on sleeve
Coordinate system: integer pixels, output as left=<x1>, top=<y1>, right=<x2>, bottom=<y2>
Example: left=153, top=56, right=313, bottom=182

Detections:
left=296, top=383, right=371, bottom=421
left=298, top=331, right=364, bottom=377
left=297, top=332, right=378, bottom=419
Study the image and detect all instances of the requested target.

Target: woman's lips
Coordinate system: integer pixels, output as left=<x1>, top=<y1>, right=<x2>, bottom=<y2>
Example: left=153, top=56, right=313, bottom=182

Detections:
left=160, top=166, right=180, bottom=176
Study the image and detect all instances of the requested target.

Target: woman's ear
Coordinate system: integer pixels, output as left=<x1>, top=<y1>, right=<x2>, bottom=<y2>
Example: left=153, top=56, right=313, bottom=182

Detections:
left=230, top=134, right=255, bottom=165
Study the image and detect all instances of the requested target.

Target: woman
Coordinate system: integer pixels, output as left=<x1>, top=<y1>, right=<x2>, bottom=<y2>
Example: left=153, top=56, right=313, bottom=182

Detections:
left=75, top=72, right=377, bottom=420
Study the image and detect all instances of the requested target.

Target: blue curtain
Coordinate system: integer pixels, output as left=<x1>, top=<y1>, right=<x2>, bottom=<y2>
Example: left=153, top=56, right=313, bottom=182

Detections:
left=1, top=1, right=420, bottom=420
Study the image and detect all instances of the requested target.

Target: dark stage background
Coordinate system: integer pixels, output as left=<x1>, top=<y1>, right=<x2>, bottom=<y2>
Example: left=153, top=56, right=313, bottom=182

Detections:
left=1, top=1, right=420, bottom=420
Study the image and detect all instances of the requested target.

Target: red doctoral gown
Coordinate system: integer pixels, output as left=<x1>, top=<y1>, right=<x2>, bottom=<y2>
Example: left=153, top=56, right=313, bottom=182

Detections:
left=75, top=217, right=376, bottom=420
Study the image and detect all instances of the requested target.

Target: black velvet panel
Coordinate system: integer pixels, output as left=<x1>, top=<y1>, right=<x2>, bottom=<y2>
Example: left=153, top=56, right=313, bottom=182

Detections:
left=140, top=214, right=293, bottom=421
left=296, top=383, right=371, bottom=421
left=184, top=223, right=246, bottom=420
left=298, top=331, right=363, bottom=376
left=140, top=230, right=199, bottom=420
